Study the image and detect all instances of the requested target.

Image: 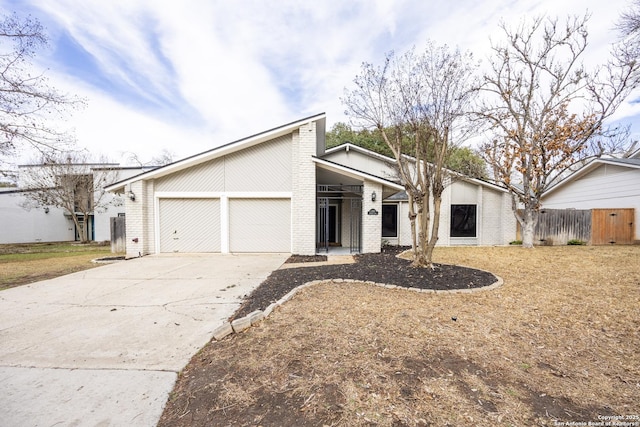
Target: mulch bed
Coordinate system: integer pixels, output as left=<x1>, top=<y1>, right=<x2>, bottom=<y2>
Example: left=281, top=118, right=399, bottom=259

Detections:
left=233, top=246, right=496, bottom=319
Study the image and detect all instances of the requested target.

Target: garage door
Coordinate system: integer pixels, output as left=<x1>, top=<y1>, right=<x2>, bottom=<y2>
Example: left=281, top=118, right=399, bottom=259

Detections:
left=159, top=198, right=220, bottom=252
left=229, top=199, right=290, bottom=252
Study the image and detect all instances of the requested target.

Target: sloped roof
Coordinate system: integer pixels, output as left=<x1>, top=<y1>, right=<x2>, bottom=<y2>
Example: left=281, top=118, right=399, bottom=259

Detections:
left=106, top=113, right=326, bottom=192
left=543, top=157, right=640, bottom=197
left=312, top=156, right=405, bottom=191
left=323, top=143, right=509, bottom=193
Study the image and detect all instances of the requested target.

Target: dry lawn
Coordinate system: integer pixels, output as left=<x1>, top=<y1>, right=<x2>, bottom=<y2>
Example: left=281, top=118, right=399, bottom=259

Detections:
left=0, top=242, right=113, bottom=290
left=159, top=246, right=640, bottom=427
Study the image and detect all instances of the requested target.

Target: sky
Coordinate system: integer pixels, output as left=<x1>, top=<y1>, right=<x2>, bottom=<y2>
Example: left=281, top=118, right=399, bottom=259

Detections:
left=1, top=0, right=638, bottom=165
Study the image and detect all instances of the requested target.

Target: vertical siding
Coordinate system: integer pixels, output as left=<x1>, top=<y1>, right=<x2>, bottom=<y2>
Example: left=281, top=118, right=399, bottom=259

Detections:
left=229, top=199, right=290, bottom=252
left=159, top=199, right=220, bottom=252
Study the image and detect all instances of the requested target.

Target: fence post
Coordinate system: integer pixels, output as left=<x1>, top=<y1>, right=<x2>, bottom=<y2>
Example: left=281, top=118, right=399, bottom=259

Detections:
left=110, top=216, right=126, bottom=253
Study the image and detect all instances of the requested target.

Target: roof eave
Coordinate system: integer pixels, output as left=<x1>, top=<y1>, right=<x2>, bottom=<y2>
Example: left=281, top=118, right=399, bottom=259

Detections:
left=313, top=157, right=405, bottom=191
left=324, top=143, right=508, bottom=193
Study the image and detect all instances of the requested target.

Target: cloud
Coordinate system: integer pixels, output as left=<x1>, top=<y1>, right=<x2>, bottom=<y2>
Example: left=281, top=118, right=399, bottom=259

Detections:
left=1, top=0, right=639, bottom=165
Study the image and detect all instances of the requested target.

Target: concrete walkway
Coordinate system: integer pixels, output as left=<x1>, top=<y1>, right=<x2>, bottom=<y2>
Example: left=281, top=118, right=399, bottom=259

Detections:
left=0, top=253, right=288, bottom=427
left=278, top=255, right=356, bottom=269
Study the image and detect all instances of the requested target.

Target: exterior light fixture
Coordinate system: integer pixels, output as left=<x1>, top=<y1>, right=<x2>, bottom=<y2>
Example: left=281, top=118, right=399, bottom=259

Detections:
left=44, top=207, right=49, bottom=214
left=128, top=190, right=136, bottom=201
left=371, top=191, right=376, bottom=202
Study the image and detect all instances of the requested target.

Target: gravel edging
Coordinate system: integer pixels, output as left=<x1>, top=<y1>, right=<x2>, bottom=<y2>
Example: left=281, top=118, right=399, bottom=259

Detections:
left=211, top=273, right=504, bottom=341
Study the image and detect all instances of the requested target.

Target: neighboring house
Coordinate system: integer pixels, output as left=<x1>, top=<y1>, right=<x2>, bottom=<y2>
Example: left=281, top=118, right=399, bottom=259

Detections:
left=106, top=113, right=517, bottom=258
left=0, top=165, right=152, bottom=244
left=541, top=150, right=640, bottom=243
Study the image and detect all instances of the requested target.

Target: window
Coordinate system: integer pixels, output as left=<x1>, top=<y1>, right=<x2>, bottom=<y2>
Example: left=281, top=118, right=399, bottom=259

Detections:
left=450, top=205, right=476, bottom=237
left=382, top=204, right=398, bottom=238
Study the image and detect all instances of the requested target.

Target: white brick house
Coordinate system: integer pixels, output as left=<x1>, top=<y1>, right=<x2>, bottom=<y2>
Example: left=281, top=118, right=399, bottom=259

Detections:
left=106, top=113, right=516, bottom=257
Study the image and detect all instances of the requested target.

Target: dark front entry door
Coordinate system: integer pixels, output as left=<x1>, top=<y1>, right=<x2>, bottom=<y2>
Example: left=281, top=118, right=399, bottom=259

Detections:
left=328, top=205, right=339, bottom=244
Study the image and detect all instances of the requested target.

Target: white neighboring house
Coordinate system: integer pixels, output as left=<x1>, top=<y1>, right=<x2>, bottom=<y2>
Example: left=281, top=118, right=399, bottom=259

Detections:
left=541, top=150, right=640, bottom=242
left=0, top=165, right=153, bottom=244
left=106, top=114, right=517, bottom=258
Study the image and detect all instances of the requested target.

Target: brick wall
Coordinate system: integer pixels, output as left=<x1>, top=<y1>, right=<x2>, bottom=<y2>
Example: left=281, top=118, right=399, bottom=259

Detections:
left=125, top=180, right=145, bottom=258
left=144, top=179, right=155, bottom=254
left=362, top=180, right=382, bottom=253
left=291, top=122, right=317, bottom=255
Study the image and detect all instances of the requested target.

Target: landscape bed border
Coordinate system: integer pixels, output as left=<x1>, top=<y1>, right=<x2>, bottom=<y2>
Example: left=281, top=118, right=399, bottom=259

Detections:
left=212, top=270, right=504, bottom=341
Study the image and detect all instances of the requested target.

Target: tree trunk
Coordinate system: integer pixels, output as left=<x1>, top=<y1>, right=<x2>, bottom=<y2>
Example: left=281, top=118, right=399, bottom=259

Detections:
left=424, top=194, right=442, bottom=268
left=70, top=213, right=86, bottom=243
left=408, top=198, right=418, bottom=259
left=413, top=195, right=429, bottom=268
left=521, top=208, right=537, bottom=248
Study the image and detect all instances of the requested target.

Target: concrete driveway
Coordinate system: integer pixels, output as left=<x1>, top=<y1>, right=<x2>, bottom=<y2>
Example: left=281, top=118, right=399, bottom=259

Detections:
left=0, top=253, right=288, bottom=427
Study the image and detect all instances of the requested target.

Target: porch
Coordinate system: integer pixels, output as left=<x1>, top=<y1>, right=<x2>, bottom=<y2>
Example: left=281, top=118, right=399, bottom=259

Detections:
left=314, top=159, right=405, bottom=255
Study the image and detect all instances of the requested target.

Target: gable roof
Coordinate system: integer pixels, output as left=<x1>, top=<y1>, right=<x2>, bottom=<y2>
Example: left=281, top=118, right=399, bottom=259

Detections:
left=543, top=157, right=640, bottom=198
left=323, top=143, right=509, bottom=193
left=106, top=113, right=326, bottom=192
left=312, top=156, right=405, bottom=191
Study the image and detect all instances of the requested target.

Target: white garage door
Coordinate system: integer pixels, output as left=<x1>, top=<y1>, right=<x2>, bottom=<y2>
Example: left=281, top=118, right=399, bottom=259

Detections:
left=159, top=198, right=220, bottom=253
left=229, top=199, right=291, bottom=252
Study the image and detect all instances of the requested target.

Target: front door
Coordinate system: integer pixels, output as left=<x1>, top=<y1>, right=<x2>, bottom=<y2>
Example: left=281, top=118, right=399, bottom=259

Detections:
left=328, top=204, right=340, bottom=245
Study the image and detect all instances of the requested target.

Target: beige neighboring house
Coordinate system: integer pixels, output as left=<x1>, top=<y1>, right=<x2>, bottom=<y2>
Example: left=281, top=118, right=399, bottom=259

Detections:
left=106, top=113, right=517, bottom=258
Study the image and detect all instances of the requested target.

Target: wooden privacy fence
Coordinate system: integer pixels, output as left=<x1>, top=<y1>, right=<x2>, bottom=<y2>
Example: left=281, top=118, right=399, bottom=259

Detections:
left=110, top=216, right=126, bottom=253
left=591, top=209, right=635, bottom=245
left=517, top=208, right=635, bottom=245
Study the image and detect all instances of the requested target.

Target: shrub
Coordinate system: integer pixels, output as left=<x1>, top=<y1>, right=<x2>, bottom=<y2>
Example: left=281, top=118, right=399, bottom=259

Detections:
left=567, top=239, right=586, bottom=245
left=509, top=240, right=522, bottom=245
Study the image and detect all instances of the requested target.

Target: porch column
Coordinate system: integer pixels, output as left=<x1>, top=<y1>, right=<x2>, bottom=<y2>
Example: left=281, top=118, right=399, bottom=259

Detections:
left=362, top=180, right=383, bottom=253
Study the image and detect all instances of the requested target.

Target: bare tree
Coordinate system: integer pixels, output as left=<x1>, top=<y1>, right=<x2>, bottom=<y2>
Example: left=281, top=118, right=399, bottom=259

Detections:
left=477, top=15, right=640, bottom=248
left=0, top=13, right=84, bottom=162
left=125, top=148, right=175, bottom=167
left=618, top=0, right=640, bottom=51
left=343, top=42, right=478, bottom=267
left=19, top=151, right=120, bottom=242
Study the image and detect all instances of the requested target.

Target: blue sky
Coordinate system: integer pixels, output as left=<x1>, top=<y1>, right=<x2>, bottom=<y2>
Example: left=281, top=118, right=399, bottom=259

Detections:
left=1, top=0, right=638, bottom=164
